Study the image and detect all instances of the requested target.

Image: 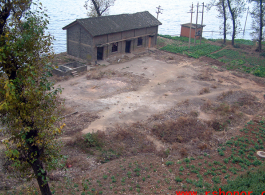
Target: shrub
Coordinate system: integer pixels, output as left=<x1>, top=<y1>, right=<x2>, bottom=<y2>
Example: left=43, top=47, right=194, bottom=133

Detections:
left=175, top=177, right=183, bottom=182
left=84, top=131, right=105, bottom=148
left=214, top=167, right=265, bottom=194
left=166, top=161, right=174, bottom=166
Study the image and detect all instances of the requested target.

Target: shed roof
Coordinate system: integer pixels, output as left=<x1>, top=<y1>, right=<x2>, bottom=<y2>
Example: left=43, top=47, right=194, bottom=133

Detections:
left=181, top=23, right=206, bottom=29
left=63, top=11, right=162, bottom=37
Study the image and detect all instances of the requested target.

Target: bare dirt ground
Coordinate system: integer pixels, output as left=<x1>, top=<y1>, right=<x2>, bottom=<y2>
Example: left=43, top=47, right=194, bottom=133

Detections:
left=56, top=50, right=265, bottom=142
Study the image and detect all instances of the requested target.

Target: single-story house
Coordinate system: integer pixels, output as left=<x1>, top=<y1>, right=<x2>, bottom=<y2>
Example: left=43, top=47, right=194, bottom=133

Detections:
left=62, top=11, right=162, bottom=63
left=180, top=23, right=206, bottom=39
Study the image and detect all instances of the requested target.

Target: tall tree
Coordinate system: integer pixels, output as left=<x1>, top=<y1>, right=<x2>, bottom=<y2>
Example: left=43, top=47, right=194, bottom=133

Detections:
left=207, top=0, right=229, bottom=44
left=250, top=0, right=265, bottom=52
left=0, top=1, right=64, bottom=194
left=84, top=0, right=115, bottom=17
left=227, top=0, right=246, bottom=46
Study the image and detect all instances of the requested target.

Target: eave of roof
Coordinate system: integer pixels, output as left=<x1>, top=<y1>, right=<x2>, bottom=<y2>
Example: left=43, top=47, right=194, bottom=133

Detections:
left=181, top=23, right=206, bottom=29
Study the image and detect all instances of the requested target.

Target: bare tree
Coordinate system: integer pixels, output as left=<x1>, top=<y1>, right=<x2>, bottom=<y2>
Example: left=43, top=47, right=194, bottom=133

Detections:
left=207, top=0, right=229, bottom=44
left=84, top=0, right=115, bottom=17
left=250, top=0, right=265, bottom=52
left=227, top=0, right=246, bottom=46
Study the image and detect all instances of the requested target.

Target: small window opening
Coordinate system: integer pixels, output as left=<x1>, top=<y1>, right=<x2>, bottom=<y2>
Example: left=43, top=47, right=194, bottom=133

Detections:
left=112, top=42, right=118, bottom=52
left=137, top=37, right=143, bottom=46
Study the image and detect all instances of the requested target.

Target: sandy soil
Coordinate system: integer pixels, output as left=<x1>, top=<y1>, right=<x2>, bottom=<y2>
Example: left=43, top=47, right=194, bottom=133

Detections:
left=55, top=50, right=265, bottom=135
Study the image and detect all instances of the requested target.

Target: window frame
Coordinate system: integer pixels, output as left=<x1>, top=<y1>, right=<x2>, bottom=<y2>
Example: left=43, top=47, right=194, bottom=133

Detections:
left=137, top=37, right=143, bottom=46
left=112, top=42, right=118, bottom=53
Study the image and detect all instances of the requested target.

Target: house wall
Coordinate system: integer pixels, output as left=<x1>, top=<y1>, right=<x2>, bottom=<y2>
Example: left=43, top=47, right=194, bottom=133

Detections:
left=180, top=26, right=203, bottom=39
left=66, top=25, right=159, bottom=62
left=66, top=23, right=94, bottom=61
left=100, top=26, right=159, bottom=61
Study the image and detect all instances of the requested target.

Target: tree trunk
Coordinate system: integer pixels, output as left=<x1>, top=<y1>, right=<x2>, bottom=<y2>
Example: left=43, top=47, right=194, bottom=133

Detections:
left=258, top=0, right=263, bottom=52
left=26, top=129, right=52, bottom=195
left=222, top=0, right=227, bottom=44
left=227, top=0, right=235, bottom=46
left=31, top=158, right=52, bottom=195
left=91, top=0, right=101, bottom=17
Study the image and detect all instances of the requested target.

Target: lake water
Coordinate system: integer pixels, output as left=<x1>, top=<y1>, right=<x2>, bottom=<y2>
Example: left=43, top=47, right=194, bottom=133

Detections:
left=41, top=0, right=253, bottom=54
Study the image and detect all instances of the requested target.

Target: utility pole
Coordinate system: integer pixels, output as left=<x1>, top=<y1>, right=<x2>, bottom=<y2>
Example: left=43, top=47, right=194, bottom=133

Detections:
left=199, top=2, right=204, bottom=45
left=156, top=5, right=163, bottom=19
left=188, top=3, right=194, bottom=48
left=194, top=2, right=199, bottom=45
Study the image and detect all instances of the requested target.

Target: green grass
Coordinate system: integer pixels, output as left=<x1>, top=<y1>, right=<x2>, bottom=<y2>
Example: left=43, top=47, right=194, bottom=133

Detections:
left=159, top=35, right=265, bottom=77
left=161, top=43, right=222, bottom=59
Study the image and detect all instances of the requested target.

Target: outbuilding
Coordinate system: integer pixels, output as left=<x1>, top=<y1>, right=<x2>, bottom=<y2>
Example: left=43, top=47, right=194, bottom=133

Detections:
left=180, top=23, right=205, bottom=39
left=62, top=11, right=162, bottom=63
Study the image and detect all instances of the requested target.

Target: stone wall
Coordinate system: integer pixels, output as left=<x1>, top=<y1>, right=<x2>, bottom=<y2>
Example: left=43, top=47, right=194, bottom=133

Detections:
left=52, top=62, right=87, bottom=76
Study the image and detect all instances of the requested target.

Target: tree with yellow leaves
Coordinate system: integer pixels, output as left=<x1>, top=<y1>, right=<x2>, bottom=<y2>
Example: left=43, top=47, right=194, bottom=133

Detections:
left=0, top=1, right=64, bottom=194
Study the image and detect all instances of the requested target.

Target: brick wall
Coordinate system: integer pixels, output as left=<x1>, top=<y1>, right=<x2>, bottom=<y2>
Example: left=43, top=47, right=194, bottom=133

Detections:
left=67, top=23, right=94, bottom=61
left=180, top=26, right=202, bottom=39
left=67, top=25, right=159, bottom=62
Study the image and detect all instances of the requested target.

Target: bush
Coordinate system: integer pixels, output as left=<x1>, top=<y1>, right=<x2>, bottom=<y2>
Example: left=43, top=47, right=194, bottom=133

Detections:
left=84, top=131, right=105, bottom=148
left=165, top=161, right=174, bottom=166
left=213, top=167, right=265, bottom=194
left=175, top=176, right=183, bottom=182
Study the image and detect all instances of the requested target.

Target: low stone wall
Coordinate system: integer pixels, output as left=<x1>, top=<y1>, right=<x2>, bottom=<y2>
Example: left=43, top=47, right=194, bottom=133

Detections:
left=52, top=62, right=87, bottom=76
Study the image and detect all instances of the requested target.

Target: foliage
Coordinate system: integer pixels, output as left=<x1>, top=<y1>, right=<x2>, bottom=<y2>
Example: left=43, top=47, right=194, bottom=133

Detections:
left=0, top=1, right=63, bottom=194
left=159, top=34, right=205, bottom=44
left=84, top=132, right=104, bottom=148
left=213, top=167, right=265, bottom=195
left=84, top=0, right=115, bottom=17
left=161, top=43, right=222, bottom=58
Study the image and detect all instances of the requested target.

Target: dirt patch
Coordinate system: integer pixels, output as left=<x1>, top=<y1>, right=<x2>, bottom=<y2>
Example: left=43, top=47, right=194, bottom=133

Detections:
left=199, top=56, right=225, bottom=66
left=61, top=112, right=99, bottom=136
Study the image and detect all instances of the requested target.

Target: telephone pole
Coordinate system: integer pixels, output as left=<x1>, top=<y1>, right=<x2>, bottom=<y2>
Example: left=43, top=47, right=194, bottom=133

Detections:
left=156, top=5, right=163, bottom=19
left=199, top=2, right=204, bottom=45
left=188, top=3, right=194, bottom=48
left=194, top=2, right=199, bottom=45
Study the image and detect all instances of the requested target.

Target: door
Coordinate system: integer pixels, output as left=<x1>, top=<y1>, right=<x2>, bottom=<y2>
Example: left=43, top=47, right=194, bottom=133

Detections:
left=148, top=37, right=152, bottom=48
left=125, top=41, right=131, bottom=53
left=97, top=47, right=104, bottom=60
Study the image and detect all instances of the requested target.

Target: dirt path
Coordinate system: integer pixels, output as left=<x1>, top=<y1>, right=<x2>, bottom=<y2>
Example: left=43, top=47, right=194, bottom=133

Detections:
left=55, top=54, right=265, bottom=135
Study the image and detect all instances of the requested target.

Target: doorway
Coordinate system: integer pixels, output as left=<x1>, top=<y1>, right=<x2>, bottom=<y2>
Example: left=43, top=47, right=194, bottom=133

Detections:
left=125, top=41, right=131, bottom=53
left=148, top=37, right=152, bottom=48
left=97, top=47, right=104, bottom=60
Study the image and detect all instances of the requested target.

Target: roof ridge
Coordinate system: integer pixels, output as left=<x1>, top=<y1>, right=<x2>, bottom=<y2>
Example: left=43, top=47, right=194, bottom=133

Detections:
left=63, top=11, right=162, bottom=37
left=76, top=11, right=149, bottom=21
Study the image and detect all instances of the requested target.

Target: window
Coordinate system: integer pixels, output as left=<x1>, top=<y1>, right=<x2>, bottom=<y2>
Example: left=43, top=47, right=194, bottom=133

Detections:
left=137, top=37, right=143, bottom=46
left=112, top=42, right=118, bottom=52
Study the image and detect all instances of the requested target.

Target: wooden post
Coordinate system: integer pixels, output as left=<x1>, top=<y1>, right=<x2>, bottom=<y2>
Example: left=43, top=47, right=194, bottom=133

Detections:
left=189, top=3, right=194, bottom=48
left=200, top=2, right=204, bottom=45
left=194, top=2, right=199, bottom=45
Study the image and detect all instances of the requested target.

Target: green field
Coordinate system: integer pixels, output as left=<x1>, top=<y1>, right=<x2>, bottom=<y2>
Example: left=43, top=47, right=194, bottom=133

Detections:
left=159, top=35, right=265, bottom=77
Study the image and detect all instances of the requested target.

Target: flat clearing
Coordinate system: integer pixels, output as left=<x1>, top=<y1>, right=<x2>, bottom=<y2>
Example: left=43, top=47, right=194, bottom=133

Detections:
left=2, top=49, right=265, bottom=194
left=57, top=50, right=265, bottom=144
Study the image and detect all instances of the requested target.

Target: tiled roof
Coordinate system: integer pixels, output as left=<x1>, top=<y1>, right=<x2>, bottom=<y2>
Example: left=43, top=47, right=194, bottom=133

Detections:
left=63, top=11, right=162, bottom=37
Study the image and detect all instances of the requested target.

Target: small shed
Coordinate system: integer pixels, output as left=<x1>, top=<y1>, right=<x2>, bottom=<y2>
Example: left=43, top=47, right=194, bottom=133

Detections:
left=180, top=23, right=206, bottom=39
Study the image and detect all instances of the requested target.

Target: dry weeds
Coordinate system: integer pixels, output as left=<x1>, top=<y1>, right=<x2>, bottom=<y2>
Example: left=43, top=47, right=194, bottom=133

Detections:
left=199, top=87, right=210, bottom=95
left=151, top=117, right=211, bottom=144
